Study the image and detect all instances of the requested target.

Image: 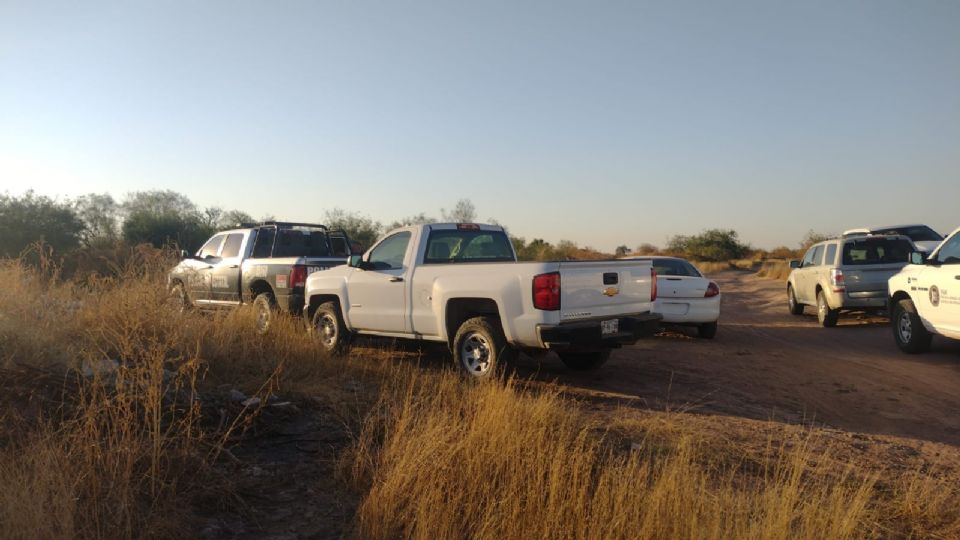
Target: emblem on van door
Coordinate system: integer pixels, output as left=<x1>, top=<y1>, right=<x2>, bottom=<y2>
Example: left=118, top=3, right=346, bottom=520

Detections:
left=930, top=285, right=940, bottom=307
left=603, top=287, right=619, bottom=297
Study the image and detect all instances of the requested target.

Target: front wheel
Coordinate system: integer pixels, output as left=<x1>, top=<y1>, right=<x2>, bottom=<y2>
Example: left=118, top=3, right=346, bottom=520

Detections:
left=312, top=301, right=351, bottom=355
left=558, top=350, right=612, bottom=371
left=892, top=298, right=932, bottom=354
left=453, top=317, right=515, bottom=379
left=787, top=284, right=804, bottom=315
left=816, top=290, right=839, bottom=328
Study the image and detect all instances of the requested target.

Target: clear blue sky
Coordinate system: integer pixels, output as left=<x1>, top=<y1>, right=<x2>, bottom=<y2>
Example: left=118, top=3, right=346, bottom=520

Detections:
left=1, top=0, right=958, bottom=250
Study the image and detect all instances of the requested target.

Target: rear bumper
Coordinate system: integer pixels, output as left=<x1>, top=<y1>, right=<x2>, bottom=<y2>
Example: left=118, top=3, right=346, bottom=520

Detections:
left=656, top=296, right=721, bottom=324
left=537, top=313, right=661, bottom=351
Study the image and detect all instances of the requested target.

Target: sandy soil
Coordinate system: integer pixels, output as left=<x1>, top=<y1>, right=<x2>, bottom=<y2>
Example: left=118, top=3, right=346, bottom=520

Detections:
left=514, top=270, right=960, bottom=446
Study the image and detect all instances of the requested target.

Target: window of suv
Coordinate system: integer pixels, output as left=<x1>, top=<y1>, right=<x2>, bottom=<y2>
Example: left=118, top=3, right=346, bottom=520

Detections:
left=802, top=245, right=824, bottom=267
left=935, top=234, right=960, bottom=265
left=824, top=243, right=838, bottom=266
left=842, top=238, right=913, bottom=265
left=198, top=234, right=225, bottom=259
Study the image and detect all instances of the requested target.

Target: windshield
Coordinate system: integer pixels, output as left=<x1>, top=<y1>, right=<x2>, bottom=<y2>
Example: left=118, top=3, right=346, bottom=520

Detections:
left=842, top=238, right=913, bottom=266
left=271, top=227, right=331, bottom=257
left=632, top=258, right=702, bottom=277
left=423, top=229, right=515, bottom=264
left=871, top=226, right=942, bottom=242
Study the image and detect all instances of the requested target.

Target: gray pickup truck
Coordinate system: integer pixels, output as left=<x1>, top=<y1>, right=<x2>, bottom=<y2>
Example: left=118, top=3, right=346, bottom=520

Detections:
left=168, top=222, right=353, bottom=332
left=786, top=234, right=914, bottom=327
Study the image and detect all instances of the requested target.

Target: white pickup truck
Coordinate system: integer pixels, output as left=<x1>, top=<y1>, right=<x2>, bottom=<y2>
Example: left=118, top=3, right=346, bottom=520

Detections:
left=303, top=223, right=661, bottom=377
left=888, top=226, right=960, bottom=353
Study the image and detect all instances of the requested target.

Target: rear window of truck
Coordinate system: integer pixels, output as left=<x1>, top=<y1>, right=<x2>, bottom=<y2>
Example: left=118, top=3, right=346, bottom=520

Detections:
left=424, top=230, right=515, bottom=264
left=272, top=227, right=331, bottom=257
left=842, top=238, right=912, bottom=266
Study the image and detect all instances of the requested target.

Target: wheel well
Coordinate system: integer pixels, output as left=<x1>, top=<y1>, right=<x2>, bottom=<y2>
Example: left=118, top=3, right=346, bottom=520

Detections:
left=306, top=294, right=341, bottom=321
left=890, top=290, right=911, bottom=307
left=248, top=280, right=274, bottom=302
left=446, top=298, right=501, bottom=344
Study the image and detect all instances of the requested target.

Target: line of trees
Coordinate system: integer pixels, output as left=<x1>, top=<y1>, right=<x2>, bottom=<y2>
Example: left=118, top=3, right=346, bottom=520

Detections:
left=0, top=189, right=824, bottom=263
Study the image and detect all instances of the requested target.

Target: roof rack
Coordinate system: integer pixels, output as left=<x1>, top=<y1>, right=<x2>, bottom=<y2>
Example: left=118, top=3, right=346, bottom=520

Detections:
left=259, top=221, right=329, bottom=230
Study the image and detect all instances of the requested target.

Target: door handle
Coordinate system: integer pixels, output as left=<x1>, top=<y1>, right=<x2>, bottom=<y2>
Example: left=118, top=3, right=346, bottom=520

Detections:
left=228, top=264, right=239, bottom=269
left=389, top=277, right=404, bottom=283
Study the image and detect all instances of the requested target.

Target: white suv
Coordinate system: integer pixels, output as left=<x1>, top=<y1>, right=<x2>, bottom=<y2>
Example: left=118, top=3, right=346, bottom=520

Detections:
left=888, top=226, right=960, bottom=352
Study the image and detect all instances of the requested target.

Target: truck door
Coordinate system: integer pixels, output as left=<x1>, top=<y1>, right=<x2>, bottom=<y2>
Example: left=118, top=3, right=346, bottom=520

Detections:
left=925, top=234, right=960, bottom=335
left=346, top=231, right=412, bottom=333
left=209, top=232, right=246, bottom=304
left=189, top=234, right=226, bottom=304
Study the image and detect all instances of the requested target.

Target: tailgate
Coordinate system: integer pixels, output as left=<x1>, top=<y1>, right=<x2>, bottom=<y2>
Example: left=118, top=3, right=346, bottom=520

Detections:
left=558, top=260, right=654, bottom=321
left=844, top=264, right=906, bottom=294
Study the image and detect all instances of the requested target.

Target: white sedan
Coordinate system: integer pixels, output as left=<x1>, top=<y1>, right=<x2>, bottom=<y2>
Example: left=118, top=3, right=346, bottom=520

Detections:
left=622, top=256, right=721, bottom=338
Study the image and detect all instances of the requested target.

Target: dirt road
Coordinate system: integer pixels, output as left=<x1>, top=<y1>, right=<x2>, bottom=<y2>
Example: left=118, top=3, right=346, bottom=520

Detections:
left=514, top=270, right=960, bottom=446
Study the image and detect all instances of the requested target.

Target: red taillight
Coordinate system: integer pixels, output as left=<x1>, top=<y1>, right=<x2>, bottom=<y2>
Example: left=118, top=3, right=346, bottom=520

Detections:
left=831, top=268, right=845, bottom=292
left=289, top=265, right=307, bottom=289
left=651, top=268, right=657, bottom=302
left=533, top=272, right=560, bottom=311
left=704, top=282, right=720, bottom=298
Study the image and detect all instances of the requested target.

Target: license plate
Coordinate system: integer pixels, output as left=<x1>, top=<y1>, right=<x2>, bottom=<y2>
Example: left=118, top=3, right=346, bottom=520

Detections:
left=601, top=319, right=619, bottom=335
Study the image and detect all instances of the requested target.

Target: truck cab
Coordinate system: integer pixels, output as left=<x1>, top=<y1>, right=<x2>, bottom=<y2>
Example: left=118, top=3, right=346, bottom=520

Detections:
left=888, top=226, right=960, bottom=352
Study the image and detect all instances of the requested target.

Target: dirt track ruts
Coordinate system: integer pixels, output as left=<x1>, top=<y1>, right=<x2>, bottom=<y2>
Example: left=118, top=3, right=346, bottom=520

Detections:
left=514, top=270, right=960, bottom=446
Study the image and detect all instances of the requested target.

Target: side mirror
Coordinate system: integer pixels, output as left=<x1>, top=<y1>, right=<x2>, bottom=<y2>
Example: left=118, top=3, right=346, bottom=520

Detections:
left=348, top=254, right=362, bottom=267
left=909, top=251, right=927, bottom=265
left=789, top=260, right=802, bottom=269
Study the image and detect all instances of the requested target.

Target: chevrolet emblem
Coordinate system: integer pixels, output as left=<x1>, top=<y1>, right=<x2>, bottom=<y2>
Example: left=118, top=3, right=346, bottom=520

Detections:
left=602, top=287, right=619, bottom=297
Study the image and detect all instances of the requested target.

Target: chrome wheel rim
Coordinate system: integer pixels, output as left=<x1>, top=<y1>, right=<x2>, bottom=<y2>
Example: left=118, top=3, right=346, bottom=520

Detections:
left=818, top=295, right=827, bottom=321
left=317, top=313, right=338, bottom=349
left=255, top=303, right=271, bottom=334
left=460, top=332, right=492, bottom=375
left=898, top=311, right=913, bottom=343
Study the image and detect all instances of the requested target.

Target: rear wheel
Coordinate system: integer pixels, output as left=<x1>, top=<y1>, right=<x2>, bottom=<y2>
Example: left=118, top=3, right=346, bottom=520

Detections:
left=787, top=284, right=804, bottom=315
left=453, top=317, right=515, bottom=379
left=816, top=290, right=839, bottom=328
left=253, top=292, right=276, bottom=334
left=697, top=322, right=718, bottom=339
left=558, top=350, right=612, bottom=371
left=892, top=298, right=932, bottom=353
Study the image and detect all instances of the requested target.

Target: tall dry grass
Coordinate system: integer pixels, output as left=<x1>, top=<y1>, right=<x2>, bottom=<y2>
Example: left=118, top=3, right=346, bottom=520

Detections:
left=348, top=372, right=890, bottom=539
left=757, top=260, right=792, bottom=281
left=2, top=246, right=958, bottom=539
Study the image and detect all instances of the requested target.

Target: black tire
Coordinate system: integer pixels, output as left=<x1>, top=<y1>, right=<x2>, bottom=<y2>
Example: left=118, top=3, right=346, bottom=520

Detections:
left=312, top=301, right=351, bottom=355
left=453, top=316, right=516, bottom=379
left=787, top=284, right=804, bottom=315
left=816, top=290, right=839, bottom=328
left=169, top=282, right=191, bottom=313
left=698, top=322, right=718, bottom=339
left=558, top=350, right=612, bottom=371
left=253, top=292, right=277, bottom=335
left=892, top=298, right=932, bottom=354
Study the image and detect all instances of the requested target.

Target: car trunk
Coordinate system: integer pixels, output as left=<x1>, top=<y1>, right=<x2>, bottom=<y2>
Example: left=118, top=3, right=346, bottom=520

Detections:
left=843, top=264, right=906, bottom=297
left=657, top=276, right=709, bottom=299
left=558, top=260, right=654, bottom=321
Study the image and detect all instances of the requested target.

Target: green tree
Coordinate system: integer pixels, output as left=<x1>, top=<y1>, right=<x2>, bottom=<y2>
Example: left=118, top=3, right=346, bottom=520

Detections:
left=666, top=229, right=750, bottom=261
left=0, top=191, right=85, bottom=257
left=323, top=208, right=383, bottom=250
left=615, top=245, right=629, bottom=257
left=441, top=199, right=477, bottom=223
left=119, top=190, right=212, bottom=251
left=73, top=193, right=119, bottom=247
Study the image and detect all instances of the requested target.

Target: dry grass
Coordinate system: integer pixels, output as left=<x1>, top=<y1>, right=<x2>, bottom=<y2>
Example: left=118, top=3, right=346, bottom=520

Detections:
left=2, top=247, right=959, bottom=539
left=692, top=259, right=761, bottom=275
